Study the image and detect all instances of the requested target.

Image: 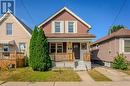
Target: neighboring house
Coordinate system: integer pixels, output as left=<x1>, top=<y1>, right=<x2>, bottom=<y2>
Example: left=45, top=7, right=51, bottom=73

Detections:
left=91, top=29, right=130, bottom=67
left=39, top=7, right=95, bottom=70
left=0, top=11, right=32, bottom=68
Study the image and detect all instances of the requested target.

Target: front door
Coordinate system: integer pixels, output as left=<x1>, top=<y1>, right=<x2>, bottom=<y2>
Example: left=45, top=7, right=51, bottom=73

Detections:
left=73, top=43, right=80, bottom=59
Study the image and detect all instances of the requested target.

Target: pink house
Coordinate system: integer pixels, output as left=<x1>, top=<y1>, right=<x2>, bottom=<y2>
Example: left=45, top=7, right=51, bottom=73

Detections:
left=39, top=7, right=95, bottom=70
left=91, top=29, right=130, bottom=67
left=0, top=11, right=32, bottom=68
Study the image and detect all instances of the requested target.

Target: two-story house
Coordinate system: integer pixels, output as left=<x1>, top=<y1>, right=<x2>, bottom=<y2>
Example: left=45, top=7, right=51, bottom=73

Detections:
left=39, top=7, right=95, bottom=70
left=0, top=11, right=32, bottom=68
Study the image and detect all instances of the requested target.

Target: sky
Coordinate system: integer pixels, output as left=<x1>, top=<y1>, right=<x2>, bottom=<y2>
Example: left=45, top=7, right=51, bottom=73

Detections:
left=2, top=0, right=130, bottom=40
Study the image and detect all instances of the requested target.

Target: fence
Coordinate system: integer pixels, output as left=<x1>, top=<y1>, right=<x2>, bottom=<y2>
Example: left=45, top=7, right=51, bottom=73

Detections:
left=0, top=51, right=25, bottom=69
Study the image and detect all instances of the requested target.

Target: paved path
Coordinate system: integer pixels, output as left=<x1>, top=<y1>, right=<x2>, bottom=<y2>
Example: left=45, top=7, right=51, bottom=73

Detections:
left=1, top=70, right=130, bottom=86
left=95, top=67, right=130, bottom=81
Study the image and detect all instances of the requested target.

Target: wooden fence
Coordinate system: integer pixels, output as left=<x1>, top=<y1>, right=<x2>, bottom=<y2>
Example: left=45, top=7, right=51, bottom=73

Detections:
left=0, top=51, right=25, bottom=69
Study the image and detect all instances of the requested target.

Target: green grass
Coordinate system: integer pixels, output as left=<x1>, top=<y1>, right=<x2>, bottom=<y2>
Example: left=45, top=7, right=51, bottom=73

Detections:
left=88, top=69, right=112, bottom=81
left=0, top=68, right=81, bottom=82
left=122, top=70, right=130, bottom=75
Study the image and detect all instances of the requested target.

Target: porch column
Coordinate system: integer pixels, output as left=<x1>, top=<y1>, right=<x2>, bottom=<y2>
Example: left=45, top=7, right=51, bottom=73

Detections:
left=67, top=42, right=74, bottom=61
left=83, top=42, right=91, bottom=61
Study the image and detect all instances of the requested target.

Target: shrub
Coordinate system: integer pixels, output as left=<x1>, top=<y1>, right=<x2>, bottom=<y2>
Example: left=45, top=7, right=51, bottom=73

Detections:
left=29, top=26, right=38, bottom=70
left=25, top=56, right=29, bottom=67
left=112, top=54, right=128, bottom=70
left=29, top=26, right=52, bottom=71
left=35, top=28, right=52, bottom=71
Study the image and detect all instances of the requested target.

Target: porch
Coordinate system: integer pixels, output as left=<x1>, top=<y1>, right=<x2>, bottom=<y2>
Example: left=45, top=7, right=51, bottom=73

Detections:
left=48, top=38, right=92, bottom=70
left=0, top=41, right=25, bottom=69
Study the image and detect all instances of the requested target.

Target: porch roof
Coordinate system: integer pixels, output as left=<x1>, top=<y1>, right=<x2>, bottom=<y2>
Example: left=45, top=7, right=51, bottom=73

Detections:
left=48, top=38, right=93, bottom=42
left=46, top=33, right=95, bottom=38
left=0, top=40, right=15, bottom=45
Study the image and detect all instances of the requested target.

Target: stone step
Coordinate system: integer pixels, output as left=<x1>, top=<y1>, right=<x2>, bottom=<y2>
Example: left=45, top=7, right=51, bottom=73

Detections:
left=74, top=61, right=87, bottom=71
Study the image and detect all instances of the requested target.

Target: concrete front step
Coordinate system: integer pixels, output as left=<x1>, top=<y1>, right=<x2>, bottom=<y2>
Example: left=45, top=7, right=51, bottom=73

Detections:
left=74, top=61, right=87, bottom=71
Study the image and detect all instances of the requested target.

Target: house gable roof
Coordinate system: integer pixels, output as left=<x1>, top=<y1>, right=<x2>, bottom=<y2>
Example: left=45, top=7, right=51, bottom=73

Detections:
left=38, top=7, right=91, bottom=28
left=94, top=29, right=130, bottom=45
left=0, top=11, right=32, bottom=37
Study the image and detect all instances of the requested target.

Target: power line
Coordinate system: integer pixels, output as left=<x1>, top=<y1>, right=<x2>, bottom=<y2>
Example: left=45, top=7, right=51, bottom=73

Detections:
left=111, top=0, right=127, bottom=26
left=20, top=0, right=35, bottom=25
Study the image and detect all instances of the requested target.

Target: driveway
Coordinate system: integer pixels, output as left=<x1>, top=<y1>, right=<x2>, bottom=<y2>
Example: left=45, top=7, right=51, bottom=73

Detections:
left=95, top=67, right=130, bottom=81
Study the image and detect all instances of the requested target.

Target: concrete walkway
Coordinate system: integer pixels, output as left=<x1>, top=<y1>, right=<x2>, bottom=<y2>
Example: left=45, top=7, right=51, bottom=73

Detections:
left=95, top=67, right=130, bottom=81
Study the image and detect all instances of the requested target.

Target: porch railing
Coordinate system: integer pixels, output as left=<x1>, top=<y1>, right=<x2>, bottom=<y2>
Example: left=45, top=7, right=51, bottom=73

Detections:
left=50, top=53, right=74, bottom=62
left=0, top=51, right=25, bottom=69
left=83, top=52, right=91, bottom=61
left=50, top=52, right=91, bottom=62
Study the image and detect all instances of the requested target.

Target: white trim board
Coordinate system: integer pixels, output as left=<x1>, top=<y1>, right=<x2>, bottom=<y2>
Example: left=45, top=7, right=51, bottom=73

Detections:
left=38, top=7, right=91, bottom=28
left=47, top=38, right=93, bottom=42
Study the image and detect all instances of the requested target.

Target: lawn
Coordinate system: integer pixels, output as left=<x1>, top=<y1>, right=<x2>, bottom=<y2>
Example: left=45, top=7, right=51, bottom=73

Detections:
left=88, top=69, right=112, bottom=81
left=121, top=64, right=130, bottom=75
left=0, top=68, right=81, bottom=82
left=122, top=70, right=130, bottom=75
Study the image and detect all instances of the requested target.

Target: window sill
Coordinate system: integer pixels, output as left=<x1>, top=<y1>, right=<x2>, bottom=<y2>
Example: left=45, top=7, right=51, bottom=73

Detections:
left=123, top=52, right=130, bottom=54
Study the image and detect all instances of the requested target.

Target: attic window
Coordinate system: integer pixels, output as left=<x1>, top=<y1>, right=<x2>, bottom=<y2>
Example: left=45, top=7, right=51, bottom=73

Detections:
left=6, top=23, right=13, bottom=35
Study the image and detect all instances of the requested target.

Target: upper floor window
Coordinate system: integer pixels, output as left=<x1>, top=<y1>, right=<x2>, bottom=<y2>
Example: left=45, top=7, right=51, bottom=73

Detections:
left=124, top=40, right=130, bottom=52
left=66, top=21, right=77, bottom=33
left=6, top=23, right=13, bottom=35
left=55, top=22, right=60, bottom=33
left=68, top=22, right=74, bottom=33
left=52, top=21, right=63, bottom=33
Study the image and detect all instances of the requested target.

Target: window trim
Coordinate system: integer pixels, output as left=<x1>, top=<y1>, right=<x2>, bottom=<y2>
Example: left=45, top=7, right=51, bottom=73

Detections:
left=19, top=42, right=26, bottom=52
left=123, top=39, right=130, bottom=54
left=6, top=23, right=13, bottom=36
left=50, top=43, right=56, bottom=53
left=65, top=21, right=77, bottom=33
left=49, top=42, right=63, bottom=53
left=3, top=44, right=10, bottom=52
left=81, top=43, right=87, bottom=50
left=57, top=43, right=63, bottom=53
left=52, top=21, right=64, bottom=33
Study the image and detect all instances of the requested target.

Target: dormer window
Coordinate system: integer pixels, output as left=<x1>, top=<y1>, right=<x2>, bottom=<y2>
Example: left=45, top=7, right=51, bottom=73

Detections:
left=6, top=23, right=13, bottom=35
left=52, top=21, right=64, bottom=33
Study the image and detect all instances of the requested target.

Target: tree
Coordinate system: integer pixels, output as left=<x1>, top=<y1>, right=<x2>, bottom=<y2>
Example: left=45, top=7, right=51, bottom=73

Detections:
left=35, top=28, right=52, bottom=71
left=108, top=25, right=125, bottom=34
left=29, top=26, right=38, bottom=70
left=112, top=54, right=128, bottom=70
